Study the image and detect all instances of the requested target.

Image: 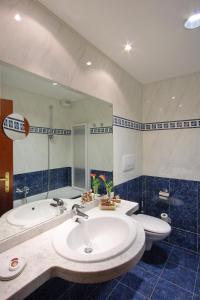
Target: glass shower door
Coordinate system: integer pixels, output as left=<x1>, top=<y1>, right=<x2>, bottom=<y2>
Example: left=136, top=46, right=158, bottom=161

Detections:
left=72, top=124, right=87, bottom=190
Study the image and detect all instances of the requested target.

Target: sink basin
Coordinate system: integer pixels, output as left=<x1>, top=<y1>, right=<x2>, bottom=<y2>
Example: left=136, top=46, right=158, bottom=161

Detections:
left=52, top=210, right=137, bottom=263
left=7, top=199, right=59, bottom=227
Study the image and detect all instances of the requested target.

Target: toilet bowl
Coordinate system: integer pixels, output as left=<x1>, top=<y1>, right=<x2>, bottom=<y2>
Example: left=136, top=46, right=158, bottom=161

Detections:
left=131, top=214, right=171, bottom=251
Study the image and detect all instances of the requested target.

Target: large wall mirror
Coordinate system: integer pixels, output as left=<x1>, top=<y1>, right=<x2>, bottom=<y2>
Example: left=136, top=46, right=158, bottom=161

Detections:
left=0, top=62, right=113, bottom=242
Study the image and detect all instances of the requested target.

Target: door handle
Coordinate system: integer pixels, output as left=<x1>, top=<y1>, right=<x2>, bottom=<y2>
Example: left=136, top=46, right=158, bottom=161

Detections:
left=0, top=172, right=10, bottom=193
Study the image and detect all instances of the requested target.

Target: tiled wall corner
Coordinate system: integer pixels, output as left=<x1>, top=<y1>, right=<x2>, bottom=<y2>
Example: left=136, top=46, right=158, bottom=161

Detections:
left=114, top=176, right=143, bottom=208
left=142, top=175, right=199, bottom=253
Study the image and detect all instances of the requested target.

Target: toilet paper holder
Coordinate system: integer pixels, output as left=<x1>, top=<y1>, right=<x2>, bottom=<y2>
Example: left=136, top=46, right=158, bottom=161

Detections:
left=159, top=190, right=170, bottom=199
left=161, top=213, right=171, bottom=224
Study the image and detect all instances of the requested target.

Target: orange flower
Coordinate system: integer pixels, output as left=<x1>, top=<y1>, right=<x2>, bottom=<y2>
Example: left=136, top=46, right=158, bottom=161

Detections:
left=90, top=173, right=96, bottom=178
left=99, top=175, right=106, bottom=181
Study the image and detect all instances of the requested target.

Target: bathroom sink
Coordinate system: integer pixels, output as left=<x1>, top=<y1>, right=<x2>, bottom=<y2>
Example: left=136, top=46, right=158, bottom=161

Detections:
left=52, top=210, right=137, bottom=262
left=7, top=199, right=60, bottom=227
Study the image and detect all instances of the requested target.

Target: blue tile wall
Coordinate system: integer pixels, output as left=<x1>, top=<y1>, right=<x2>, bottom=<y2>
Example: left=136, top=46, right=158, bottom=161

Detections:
left=13, top=167, right=72, bottom=200
left=142, top=176, right=199, bottom=252
left=114, top=175, right=200, bottom=253
left=169, top=179, right=198, bottom=233
left=114, top=176, right=142, bottom=208
left=90, top=169, right=113, bottom=195
left=145, top=176, right=170, bottom=218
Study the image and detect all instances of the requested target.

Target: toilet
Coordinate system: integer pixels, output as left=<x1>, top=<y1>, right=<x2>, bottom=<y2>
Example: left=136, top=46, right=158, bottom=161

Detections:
left=131, top=214, right=171, bottom=251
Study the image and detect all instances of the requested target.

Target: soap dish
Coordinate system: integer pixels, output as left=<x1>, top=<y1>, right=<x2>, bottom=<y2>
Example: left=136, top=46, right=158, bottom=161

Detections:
left=0, top=256, right=26, bottom=281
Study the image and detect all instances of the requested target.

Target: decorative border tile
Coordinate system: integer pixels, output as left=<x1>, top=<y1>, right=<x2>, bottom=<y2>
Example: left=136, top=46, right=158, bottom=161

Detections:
left=29, top=126, right=71, bottom=135
left=90, top=126, right=113, bottom=134
left=29, top=117, right=200, bottom=135
left=113, top=115, right=142, bottom=131
left=30, top=126, right=113, bottom=135
left=143, top=119, right=200, bottom=131
left=3, top=116, right=25, bottom=133
left=113, top=116, right=200, bottom=131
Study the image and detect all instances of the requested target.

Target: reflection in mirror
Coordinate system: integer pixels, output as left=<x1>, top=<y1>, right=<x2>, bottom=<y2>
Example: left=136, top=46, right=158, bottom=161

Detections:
left=3, top=113, right=30, bottom=140
left=0, top=61, right=113, bottom=243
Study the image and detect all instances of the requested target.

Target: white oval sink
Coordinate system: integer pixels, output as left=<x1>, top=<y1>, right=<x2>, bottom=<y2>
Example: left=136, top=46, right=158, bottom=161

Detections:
left=7, top=199, right=59, bottom=227
left=52, top=211, right=137, bottom=263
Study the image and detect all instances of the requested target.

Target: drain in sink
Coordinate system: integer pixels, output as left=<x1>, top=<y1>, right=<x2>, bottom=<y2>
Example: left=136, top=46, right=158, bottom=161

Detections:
left=84, top=247, right=93, bottom=254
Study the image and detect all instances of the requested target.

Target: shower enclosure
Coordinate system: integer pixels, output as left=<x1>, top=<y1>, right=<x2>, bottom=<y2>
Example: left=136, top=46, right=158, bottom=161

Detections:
left=72, top=124, right=88, bottom=191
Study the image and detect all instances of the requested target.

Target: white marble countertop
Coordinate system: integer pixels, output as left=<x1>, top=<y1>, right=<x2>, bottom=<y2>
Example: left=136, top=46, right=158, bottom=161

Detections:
left=0, top=197, right=83, bottom=247
left=0, top=200, right=144, bottom=300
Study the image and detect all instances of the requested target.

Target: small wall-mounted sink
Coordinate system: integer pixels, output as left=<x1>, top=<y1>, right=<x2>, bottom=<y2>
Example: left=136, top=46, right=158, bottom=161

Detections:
left=7, top=199, right=60, bottom=227
left=52, top=210, right=139, bottom=263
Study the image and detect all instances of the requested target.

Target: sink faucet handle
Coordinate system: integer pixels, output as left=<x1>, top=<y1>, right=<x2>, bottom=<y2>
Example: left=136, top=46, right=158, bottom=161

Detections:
left=72, top=204, right=84, bottom=210
left=16, top=186, right=29, bottom=194
left=16, top=187, right=23, bottom=193
left=53, top=198, right=64, bottom=206
left=71, top=204, right=88, bottom=219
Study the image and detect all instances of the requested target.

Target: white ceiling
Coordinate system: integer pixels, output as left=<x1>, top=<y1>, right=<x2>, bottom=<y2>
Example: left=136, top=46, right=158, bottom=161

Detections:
left=39, top=0, right=200, bottom=83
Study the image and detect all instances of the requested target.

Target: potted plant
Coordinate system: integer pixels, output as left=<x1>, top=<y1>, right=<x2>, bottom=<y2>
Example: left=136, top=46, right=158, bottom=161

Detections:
left=99, top=175, right=113, bottom=198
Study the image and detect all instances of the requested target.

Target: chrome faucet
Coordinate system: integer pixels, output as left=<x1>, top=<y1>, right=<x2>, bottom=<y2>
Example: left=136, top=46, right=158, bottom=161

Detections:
left=72, top=204, right=88, bottom=219
left=52, top=198, right=64, bottom=206
left=16, top=186, right=29, bottom=204
left=50, top=198, right=67, bottom=214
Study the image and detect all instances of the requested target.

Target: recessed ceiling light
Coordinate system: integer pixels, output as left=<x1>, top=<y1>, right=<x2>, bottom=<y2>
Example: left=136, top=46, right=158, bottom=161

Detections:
left=184, top=13, right=200, bottom=29
left=124, top=43, right=132, bottom=52
left=86, top=61, right=92, bottom=66
left=171, top=96, right=176, bottom=100
left=52, top=82, right=58, bottom=86
left=14, top=14, right=22, bottom=22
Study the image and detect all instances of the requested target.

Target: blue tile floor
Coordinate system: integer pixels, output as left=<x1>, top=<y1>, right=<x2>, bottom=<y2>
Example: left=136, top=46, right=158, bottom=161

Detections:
left=26, top=242, right=200, bottom=300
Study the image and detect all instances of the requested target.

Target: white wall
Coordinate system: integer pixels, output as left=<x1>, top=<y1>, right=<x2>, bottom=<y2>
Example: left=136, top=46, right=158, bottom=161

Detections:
left=2, top=84, right=72, bottom=174
left=143, top=72, right=200, bottom=181
left=0, top=0, right=143, bottom=185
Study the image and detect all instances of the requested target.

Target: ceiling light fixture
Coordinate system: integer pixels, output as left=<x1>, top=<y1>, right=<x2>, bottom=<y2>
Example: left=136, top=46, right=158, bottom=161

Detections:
left=52, top=82, right=58, bottom=86
left=86, top=61, right=92, bottom=66
left=14, top=14, right=22, bottom=22
left=171, top=96, right=176, bottom=100
left=184, top=13, right=200, bottom=29
left=124, top=43, right=132, bottom=52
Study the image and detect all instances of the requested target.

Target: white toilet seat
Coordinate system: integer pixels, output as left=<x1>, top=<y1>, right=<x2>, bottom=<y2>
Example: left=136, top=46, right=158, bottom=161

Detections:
left=132, top=214, right=171, bottom=235
left=131, top=214, right=171, bottom=251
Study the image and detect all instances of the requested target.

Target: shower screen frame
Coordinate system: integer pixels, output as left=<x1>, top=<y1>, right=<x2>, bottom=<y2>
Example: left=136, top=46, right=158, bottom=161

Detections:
left=71, top=123, right=88, bottom=191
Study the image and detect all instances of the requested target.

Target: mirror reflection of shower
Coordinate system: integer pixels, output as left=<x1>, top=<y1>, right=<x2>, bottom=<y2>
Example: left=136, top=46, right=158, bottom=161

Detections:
left=46, top=101, right=71, bottom=198
left=48, top=105, right=54, bottom=141
left=72, top=124, right=88, bottom=191
left=46, top=105, right=54, bottom=199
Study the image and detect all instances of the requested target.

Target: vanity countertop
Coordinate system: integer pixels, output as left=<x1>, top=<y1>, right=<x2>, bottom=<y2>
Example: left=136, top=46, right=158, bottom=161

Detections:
left=0, top=200, right=143, bottom=300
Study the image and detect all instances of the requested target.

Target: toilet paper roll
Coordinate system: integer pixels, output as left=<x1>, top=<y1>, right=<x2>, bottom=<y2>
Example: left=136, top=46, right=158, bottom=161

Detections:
left=159, top=191, right=169, bottom=198
left=161, top=213, right=169, bottom=222
left=159, top=195, right=169, bottom=201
